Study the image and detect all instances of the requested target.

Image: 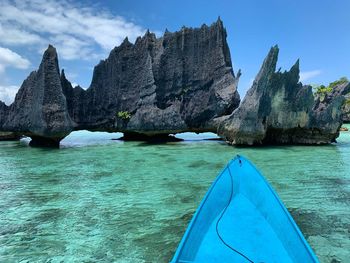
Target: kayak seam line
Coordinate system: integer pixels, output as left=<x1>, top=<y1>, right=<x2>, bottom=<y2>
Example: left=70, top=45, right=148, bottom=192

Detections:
left=215, top=164, right=254, bottom=263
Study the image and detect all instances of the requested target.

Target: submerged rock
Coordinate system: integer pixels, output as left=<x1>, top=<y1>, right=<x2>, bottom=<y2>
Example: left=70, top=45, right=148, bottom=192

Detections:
left=218, top=46, right=345, bottom=145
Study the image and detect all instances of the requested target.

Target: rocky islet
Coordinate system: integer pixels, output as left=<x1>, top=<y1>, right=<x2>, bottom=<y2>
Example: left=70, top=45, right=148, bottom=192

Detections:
left=218, top=46, right=348, bottom=145
left=0, top=19, right=348, bottom=147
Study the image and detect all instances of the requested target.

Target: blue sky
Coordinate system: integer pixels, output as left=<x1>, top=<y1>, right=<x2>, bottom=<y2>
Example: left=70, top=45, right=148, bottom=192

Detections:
left=0, top=0, right=349, bottom=105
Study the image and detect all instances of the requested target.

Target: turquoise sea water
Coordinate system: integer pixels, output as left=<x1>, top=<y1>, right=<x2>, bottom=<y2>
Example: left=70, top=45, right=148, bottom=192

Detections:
left=0, top=126, right=349, bottom=263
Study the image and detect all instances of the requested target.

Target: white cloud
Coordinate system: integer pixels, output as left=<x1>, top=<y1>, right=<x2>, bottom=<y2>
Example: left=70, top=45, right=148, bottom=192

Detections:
left=0, top=47, right=31, bottom=73
left=0, top=24, right=42, bottom=46
left=49, top=35, right=95, bottom=60
left=0, top=0, right=147, bottom=60
left=0, top=85, right=19, bottom=105
left=300, top=70, right=322, bottom=82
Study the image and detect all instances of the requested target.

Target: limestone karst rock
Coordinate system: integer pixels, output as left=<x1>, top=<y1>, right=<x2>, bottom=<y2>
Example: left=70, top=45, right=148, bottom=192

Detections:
left=0, top=101, right=8, bottom=129
left=313, top=81, right=350, bottom=123
left=2, top=45, right=74, bottom=147
left=63, top=18, right=241, bottom=135
left=343, top=93, right=350, bottom=123
left=0, top=19, right=346, bottom=147
left=0, top=19, right=241, bottom=146
left=217, top=46, right=345, bottom=145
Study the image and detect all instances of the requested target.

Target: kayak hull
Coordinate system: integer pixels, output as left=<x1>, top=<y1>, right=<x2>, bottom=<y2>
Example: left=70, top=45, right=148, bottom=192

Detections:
left=171, top=155, right=319, bottom=263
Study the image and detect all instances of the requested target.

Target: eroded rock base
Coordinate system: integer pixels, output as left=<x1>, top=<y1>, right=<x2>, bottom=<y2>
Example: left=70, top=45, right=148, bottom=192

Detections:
left=0, top=132, right=21, bottom=141
left=263, top=128, right=337, bottom=145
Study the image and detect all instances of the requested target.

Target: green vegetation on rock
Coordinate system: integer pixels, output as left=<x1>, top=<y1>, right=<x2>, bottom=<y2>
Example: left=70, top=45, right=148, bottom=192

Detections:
left=313, top=85, right=333, bottom=95
left=313, top=77, right=349, bottom=95
left=312, top=77, right=349, bottom=101
left=329, top=77, right=349, bottom=90
left=116, top=111, right=131, bottom=120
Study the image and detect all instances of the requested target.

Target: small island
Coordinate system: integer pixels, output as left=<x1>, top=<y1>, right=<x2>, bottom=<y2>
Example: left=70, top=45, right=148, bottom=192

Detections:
left=0, top=19, right=349, bottom=147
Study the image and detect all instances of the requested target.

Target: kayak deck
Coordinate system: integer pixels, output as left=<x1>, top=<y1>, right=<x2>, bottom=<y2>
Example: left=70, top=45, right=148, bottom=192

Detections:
left=195, top=194, right=292, bottom=262
left=172, top=155, right=319, bottom=263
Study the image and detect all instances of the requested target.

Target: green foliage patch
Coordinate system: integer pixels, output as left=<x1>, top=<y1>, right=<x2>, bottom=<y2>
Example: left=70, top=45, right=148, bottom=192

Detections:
left=328, top=77, right=349, bottom=90
left=116, top=111, right=131, bottom=120
left=313, top=85, right=333, bottom=95
left=313, top=76, right=349, bottom=95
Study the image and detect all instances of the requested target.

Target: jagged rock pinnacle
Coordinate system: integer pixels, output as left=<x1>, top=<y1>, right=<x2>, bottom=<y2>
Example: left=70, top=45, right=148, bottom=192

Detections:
left=2, top=44, right=74, bottom=147
left=218, top=46, right=344, bottom=145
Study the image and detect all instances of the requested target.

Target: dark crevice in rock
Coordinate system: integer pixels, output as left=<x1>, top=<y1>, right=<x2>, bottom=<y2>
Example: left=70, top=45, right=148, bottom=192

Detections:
left=29, top=136, right=61, bottom=148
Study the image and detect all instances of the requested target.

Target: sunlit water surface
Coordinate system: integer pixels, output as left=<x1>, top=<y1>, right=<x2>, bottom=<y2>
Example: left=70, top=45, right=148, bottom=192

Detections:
left=0, top=127, right=349, bottom=262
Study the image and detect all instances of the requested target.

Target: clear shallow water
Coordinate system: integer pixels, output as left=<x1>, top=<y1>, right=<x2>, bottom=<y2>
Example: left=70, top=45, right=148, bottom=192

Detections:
left=0, top=128, right=349, bottom=263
